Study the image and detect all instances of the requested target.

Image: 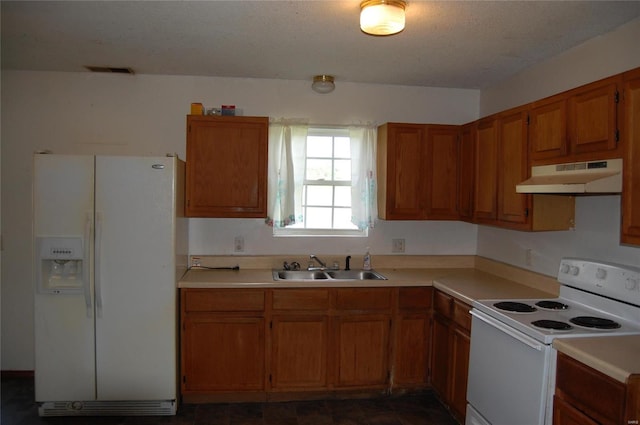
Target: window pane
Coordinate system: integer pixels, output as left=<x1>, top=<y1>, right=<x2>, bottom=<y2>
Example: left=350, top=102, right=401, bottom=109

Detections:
left=306, top=185, right=333, bottom=206
left=334, top=159, right=351, bottom=181
left=334, top=186, right=351, bottom=207
left=334, top=208, right=357, bottom=229
left=334, top=137, right=351, bottom=158
left=307, top=136, right=333, bottom=157
left=305, top=207, right=333, bottom=228
left=306, top=159, right=332, bottom=180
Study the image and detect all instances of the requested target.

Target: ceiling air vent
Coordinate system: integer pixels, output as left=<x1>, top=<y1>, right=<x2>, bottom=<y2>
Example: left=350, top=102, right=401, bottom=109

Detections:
left=84, top=66, right=134, bottom=74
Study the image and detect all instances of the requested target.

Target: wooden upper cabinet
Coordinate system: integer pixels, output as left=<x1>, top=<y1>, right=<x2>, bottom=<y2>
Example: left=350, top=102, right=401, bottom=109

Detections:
left=377, top=123, right=428, bottom=219
left=569, top=77, right=620, bottom=156
left=473, top=118, right=498, bottom=223
left=529, top=95, right=567, bottom=162
left=425, top=125, right=460, bottom=220
left=529, top=76, right=621, bottom=165
left=497, top=107, right=531, bottom=229
left=621, top=68, right=640, bottom=246
left=377, top=123, right=459, bottom=220
left=458, top=122, right=476, bottom=222
left=186, top=115, right=268, bottom=217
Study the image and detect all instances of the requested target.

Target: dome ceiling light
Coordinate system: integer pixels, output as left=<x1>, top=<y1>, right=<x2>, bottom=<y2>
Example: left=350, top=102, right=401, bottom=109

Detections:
left=311, top=75, right=335, bottom=94
left=360, top=0, right=406, bottom=36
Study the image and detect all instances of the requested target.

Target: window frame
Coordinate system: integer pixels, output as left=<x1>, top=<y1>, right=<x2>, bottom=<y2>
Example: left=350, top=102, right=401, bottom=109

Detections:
left=273, top=127, right=368, bottom=238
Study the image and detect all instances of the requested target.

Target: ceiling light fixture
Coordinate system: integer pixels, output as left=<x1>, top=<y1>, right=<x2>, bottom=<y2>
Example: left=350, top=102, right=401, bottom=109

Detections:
left=312, top=75, right=335, bottom=94
left=360, top=0, right=406, bottom=36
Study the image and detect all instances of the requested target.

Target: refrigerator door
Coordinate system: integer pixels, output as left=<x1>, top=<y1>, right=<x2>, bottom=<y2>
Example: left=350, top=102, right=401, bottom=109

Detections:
left=94, top=156, right=177, bottom=400
left=34, top=154, right=96, bottom=401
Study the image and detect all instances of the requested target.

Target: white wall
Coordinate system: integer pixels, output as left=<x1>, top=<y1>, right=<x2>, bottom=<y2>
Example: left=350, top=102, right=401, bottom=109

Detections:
left=477, top=17, right=640, bottom=275
left=1, top=71, right=478, bottom=370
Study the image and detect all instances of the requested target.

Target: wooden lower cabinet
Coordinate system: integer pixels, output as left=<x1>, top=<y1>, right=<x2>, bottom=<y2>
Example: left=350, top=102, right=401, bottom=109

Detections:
left=553, top=352, right=638, bottom=425
left=181, top=286, right=433, bottom=402
left=182, top=316, right=265, bottom=393
left=431, top=289, right=471, bottom=423
left=271, top=315, right=329, bottom=390
left=335, top=314, right=390, bottom=388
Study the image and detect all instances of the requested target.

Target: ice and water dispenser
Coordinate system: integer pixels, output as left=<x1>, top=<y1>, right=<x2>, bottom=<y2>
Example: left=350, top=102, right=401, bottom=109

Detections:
left=36, top=237, right=85, bottom=294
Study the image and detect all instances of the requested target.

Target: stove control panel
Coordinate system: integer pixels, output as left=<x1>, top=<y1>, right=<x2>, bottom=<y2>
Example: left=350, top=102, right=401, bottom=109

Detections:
left=558, top=258, right=640, bottom=304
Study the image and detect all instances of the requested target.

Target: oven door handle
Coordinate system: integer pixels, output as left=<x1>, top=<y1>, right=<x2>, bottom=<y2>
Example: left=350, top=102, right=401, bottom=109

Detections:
left=471, top=309, right=544, bottom=351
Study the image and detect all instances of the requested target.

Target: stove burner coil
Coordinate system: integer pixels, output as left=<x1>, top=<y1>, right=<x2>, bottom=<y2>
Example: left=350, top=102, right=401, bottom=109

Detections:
left=493, top=301, right=537, bottom=313
left=531, top=320, right=573, bottom=330
left=535, top=300, right=569, bottom=310
left=569, top=316, right=621, bottom=329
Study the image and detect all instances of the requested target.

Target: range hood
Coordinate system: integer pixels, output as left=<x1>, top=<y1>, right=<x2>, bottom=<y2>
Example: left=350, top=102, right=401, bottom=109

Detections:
left=516, top=158, right=622, bottom=194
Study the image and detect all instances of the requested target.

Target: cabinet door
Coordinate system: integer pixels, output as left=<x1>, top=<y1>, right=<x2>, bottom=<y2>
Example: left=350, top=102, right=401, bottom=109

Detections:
left=473, top=118, right=498, bottom=223
left=622, top=69, right=640, bottom=245
left=449, top=326, right=470, bottom=422
left=393, top=313, right=431, bottom=386
left=569, top=78, right=620, bottom=157
left=425, top=125, right=460, bottom=219
left=186, top=116, right=268, bottom=217
left=378, top=123, right=427, bottom=219
left=430, top=313, right=450, bottom=400
left=182, top=316, right=265, bottom=392
left=459, top=122, right=476, bottom=221
left=529, top=96, right=568, bottom=163
left=497, top=108, right=531, bottom=228
left=553, top=395, right=600, bottom=425
left=335, top=314, right=390, bottom=387
left=271, top=315, right=328, bottom=390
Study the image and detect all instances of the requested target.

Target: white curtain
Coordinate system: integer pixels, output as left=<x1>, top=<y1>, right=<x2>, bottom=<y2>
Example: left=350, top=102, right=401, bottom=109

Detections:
left=349, top=125, right=378, bottom=230
left=266, top=120, right=308, bottom=228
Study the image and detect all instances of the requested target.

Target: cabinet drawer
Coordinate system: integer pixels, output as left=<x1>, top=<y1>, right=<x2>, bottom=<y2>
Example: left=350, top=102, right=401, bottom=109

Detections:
left=398, top=287, right=433, bottom=311
left=273, top=289, right=330, bottom=311
left=453, top=300, right=471, bottom=332
left=555, top=353, right=625, bottom=425
left=434, top=290, right=453, bottom=318
left=335, top=288, right=392, bottom=311
left=183, top=289, right=265, bottom=312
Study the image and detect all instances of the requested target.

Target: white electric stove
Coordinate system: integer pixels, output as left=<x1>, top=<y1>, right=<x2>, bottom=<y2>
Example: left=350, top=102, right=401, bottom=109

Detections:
left=466, top=258, right=640, bottom=425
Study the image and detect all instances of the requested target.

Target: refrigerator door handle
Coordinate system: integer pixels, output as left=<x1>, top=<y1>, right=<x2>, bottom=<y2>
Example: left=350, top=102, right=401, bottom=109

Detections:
left=83, top=213, right=93, bottom=318
left=95, top=212, right=104, bottom=317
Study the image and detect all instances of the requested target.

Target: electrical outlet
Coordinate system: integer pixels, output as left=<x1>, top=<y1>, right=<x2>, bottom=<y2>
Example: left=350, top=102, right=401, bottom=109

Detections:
left=525, top=248, right=533, bottom=266
left=392, top=238, right=405, bottom=253
left=234, top=236, right=244, bottom=253
left=191, top=257, right=201, bottom=268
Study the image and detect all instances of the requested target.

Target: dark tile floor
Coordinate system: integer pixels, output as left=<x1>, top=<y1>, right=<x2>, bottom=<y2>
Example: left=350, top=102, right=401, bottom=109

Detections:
left=1, top=377, right=458, bottom=425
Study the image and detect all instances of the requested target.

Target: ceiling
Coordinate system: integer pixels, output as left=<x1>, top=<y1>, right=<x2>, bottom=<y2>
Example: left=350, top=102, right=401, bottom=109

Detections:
left=2, top=1, right=640, bottom=89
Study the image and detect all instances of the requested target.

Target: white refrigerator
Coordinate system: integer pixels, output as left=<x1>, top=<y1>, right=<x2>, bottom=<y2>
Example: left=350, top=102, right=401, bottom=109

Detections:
left=33, top=154, right=188, bottom=416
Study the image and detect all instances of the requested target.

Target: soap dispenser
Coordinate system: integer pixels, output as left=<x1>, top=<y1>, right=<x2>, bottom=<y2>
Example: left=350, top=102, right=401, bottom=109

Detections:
left=363, top=248, right=372, bottom=271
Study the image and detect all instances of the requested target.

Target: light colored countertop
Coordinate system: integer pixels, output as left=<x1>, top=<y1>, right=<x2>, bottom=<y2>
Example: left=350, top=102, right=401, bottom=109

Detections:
left=432, top=269, right=554, bottom=305
left=179, top=266, right=555, bottom=303
left=553, top=336, right=640, bottom=383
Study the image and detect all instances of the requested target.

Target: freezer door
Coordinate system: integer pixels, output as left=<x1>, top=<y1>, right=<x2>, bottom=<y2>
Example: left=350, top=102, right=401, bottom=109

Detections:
left=94, top=156, right=177, bottom=400
left=34, top=154, right=96, bottom=401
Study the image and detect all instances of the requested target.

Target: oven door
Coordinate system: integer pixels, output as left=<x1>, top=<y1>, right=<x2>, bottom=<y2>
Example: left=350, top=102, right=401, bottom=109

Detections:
left=466, top=309, right=553, bottom=425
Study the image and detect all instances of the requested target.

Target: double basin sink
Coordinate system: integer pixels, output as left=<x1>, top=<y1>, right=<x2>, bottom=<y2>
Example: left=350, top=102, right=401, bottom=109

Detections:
left=272, top=269, right=387, bottom=281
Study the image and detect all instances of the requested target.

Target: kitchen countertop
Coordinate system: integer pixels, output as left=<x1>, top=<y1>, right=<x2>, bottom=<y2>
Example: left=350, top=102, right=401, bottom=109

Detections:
left=553, top=336, right=640, bottom=383
left=179, top=267, right=555, bottom=304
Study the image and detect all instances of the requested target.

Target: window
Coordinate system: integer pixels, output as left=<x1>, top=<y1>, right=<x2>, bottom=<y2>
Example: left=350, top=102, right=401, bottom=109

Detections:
left=282, top=128, right=360, bottom=235
left=268, top=122, right=377, bottom=237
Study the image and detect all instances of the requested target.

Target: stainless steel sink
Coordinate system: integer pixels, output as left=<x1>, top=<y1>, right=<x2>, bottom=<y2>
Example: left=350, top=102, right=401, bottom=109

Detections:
left=272, top=269, right=387, bottom=281
left=326, top=270, right=387, bottom=280
left=274, top=270, right=330, bottom=280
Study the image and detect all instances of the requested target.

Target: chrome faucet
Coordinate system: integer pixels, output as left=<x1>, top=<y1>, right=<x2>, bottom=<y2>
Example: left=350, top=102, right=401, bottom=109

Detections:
left=308, top=254, right=327, bottom=270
